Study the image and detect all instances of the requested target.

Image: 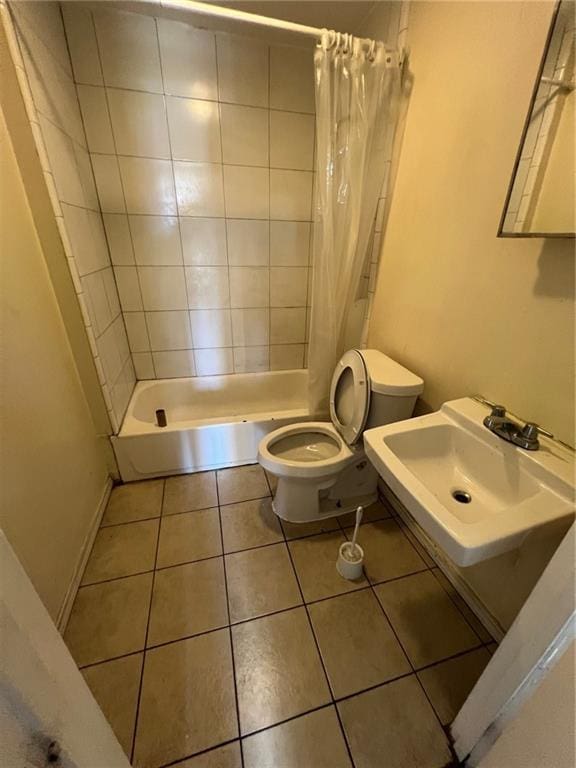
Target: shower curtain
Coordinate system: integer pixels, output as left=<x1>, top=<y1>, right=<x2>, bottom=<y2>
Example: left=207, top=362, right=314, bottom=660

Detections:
left=308, top=31, right=401, bottom=415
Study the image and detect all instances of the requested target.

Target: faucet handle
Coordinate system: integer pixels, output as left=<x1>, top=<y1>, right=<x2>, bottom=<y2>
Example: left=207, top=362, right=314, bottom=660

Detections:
left=489, top=404, right=506, bottom=418
left=522, top=422, right=554, bottom=441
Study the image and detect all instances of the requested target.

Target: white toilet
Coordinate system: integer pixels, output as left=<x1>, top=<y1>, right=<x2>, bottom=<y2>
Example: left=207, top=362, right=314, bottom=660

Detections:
left=258, top=349, right=424, bottom=523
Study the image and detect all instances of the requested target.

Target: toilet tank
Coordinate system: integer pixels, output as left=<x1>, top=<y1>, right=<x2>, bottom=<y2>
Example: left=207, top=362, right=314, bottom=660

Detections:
left=359, top=350, right=424, bottom=429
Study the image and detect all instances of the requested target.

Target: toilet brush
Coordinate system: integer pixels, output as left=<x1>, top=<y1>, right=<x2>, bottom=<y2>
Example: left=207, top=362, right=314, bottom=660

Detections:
left=336, top=506, right=364, bottom=580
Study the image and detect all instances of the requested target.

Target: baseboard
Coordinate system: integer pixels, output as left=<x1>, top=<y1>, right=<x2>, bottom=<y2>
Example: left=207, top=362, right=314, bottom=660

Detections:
left=56, top=476, right=113, bottom=634
left=378, top=482, right=506, bottom=643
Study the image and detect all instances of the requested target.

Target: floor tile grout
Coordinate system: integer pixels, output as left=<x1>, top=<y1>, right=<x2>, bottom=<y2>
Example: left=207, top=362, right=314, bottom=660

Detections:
left=216, top=477, right=246, bottom=768
left=130, top=478, right=166, bottom=765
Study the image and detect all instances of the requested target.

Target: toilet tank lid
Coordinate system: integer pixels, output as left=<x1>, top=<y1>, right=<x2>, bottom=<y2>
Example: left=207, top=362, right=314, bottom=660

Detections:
left=359, top=349, right=424, bottom=396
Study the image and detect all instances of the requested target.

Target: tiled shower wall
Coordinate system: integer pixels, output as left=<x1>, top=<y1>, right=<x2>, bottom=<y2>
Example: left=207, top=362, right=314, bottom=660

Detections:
left=62, top=4, right=315, bottom=379
left=7, top=1, right=134, bottom=431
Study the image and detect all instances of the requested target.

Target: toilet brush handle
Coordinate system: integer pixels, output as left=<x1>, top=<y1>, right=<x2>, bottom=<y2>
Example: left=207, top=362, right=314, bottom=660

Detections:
left=351, top=506, right=363, bottom=550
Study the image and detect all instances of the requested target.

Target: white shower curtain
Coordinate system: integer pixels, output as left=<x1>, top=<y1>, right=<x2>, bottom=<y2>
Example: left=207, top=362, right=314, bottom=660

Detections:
left=308, top=31, right=401, bottom=415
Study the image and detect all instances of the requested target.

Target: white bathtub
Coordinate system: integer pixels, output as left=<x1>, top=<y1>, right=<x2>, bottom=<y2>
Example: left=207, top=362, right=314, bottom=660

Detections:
left=111, top=370, right=310, bottom=481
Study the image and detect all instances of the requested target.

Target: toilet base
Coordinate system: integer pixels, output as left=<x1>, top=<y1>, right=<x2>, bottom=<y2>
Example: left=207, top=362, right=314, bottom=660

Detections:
left=270, top=452, right=378, bottom=523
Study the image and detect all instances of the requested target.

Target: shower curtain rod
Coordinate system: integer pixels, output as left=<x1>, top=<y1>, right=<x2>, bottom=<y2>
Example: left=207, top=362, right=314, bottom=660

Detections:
left=160, top=0, right=384, bottom=47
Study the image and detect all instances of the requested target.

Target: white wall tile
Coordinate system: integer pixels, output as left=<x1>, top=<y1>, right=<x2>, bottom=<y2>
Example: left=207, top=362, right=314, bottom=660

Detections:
left=119, top=157, right=176, bottom=214
left=190, top=309, right=233, bottom=348
left=220, top=104, right=268, bottom=167
left=124, top=313, right=150, bottom=353
left=61, top=4, right=103, bottom=86
left=77, top=85, right=115, bottom=154
left=174, top=162, right=224, bottom=216
left=74, top=145, right=100, bottom=210
left=93, top=10, right=163, bottom=93
left=270, top=170, right=313, bottom=221
left=158, top=19, right=217, bottom=100
left=152, top=350, right=196, bottom=378
left=227, top=220, right=269, bottom=266
left=270, top=344, right=305, bottom=370
left=270, top=307, right=306, bottom=344
left=38, top=117, right=84, bottom=207
left=181, top=218, right=227, bottom=265
left=229, top=267, right=269, bottom=308
left=103, top=214, right=135, bottom=265
left=133, top=352, right=155, bottom=379
left=108, top=89, right=170, bottom=159
left=185, top=266, right=230, bottom=309
left=270, top=110, right=314, bottom=170
left=233, top=346, right=269, bottom=373
left=138, top=266, right=188, bottom=311
left=223, top=166, right=269, bottom=219
left=216, top=34, right=268, bottom=107
left=167, top=97, right=221, bottom=162
left=81, top=272, right=112, bottom=336
left=92, top=154, right=126, bottom=213
left=270, top=221, right=310, bottom=266
left=231, top=308, right=269, bottom=346
left=195, top=348, right=234, bottom=376
left=114, top=266, right=143, bottom=311
left=270, top=267, right=308, bottom=307
left=270, top=46, right=314, bottom=113
left=61, top=204, right=110, bottom=276
left=129, top=216, right=183, bottom=266
left=97, top=322, right=124, bottom=384
left=146, top=310, right=193, bottom=351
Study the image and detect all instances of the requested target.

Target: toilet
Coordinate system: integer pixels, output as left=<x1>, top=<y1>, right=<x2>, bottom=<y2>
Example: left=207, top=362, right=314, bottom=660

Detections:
left=258, top=349, right=424, bottom=523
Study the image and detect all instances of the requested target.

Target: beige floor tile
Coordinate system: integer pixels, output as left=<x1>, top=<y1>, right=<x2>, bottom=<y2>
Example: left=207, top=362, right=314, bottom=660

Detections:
left=81, top=520, right=158, bottom=585
left=220, top=498, right=283, bottom=553
left=281, top=516, right=340, bottom=540
left=418, top=647, right=491, bottom=725
left=163, top=471, right=218, bottom=515
left=81, top=654, right=143, bottom=756
left=375, top=571, right=481, bottom=668
left=65, top=573, right=152, bottom=666
left=148, top=559, right=228, bottom=646
left=217, top=464, right=270, bottom=504
left=102, top=480, right=164, bottom=526
left=338, top=499, right=391, bottom=527
left=171, top=742, right=242, bottom=768
left=232, top=607, right=330, bottom=734
left=226, top=543, right=301, bottom=623
left=347, top=519, right=427, bottom=584
left=431, top=568, right=494, bottom=643
left=243, top=707, right=352, bottom=768
left=338, top=676, right=452, bottom=768
left=133, top=631, right=237, bottom=768
left=156, top=508, right=222, bottom=568
left=288, top=531, right=368, bottom=602
left=309, top=590, right=411, bottom=698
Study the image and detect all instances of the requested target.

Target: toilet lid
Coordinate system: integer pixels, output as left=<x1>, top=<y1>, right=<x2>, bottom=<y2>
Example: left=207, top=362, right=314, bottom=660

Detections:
left=329, top=349, right=371, bottom=445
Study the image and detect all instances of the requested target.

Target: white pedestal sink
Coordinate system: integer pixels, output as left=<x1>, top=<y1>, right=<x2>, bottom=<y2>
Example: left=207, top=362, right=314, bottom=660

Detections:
left=364, top=398, right=575, bottom=566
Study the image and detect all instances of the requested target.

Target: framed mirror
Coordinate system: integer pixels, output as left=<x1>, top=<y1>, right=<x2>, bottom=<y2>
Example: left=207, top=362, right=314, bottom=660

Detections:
left=499, top=1, right=575, bottom=237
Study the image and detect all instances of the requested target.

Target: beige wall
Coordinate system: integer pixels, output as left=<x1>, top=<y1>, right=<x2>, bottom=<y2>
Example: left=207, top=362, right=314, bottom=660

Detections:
left=366, top=0, right=575, bottom=630
left=0, top=105, right=110, bottom=622
left=367, top=0, right=575, bottom=448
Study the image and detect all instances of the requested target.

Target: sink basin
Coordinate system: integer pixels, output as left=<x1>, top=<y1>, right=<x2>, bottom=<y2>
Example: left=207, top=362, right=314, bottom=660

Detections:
left=364, top=398, right=575, bottom=566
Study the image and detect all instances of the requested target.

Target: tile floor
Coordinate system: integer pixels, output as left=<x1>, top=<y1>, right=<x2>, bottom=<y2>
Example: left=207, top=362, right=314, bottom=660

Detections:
left=64, top=464, right=496, bottom=768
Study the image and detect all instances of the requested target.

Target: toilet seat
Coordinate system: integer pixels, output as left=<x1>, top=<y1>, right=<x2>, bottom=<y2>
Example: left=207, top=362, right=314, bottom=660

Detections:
left=258, top=422, right=355, bottom=479
left=329, top=349, right=371, bottom=445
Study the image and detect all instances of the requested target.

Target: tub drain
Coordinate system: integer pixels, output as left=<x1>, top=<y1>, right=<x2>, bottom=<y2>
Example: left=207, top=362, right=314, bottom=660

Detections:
left=452, top=489, right=472, bottom=504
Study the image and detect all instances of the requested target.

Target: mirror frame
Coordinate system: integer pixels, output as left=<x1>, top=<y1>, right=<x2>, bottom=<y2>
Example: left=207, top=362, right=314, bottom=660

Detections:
left=498, top=1, right=575, bottom=239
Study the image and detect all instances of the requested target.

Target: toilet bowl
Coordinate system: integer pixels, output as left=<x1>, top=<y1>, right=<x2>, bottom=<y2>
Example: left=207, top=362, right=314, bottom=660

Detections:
left=258, top=349, right=424, bottom=524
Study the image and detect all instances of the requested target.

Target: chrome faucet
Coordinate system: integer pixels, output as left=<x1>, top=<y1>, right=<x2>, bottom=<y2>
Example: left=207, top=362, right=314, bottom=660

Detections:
left=481, top=403, right=553, bottom=451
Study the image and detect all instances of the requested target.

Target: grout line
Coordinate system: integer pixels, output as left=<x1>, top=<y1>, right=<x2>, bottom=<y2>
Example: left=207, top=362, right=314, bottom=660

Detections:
left=215, top=477, right=245, bottom=767
left=282, top=531, right=357, bottom=768
left=129, top=478, right=166, bottom=763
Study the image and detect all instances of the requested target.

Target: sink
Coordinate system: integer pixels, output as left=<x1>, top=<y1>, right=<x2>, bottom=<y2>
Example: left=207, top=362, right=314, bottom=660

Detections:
left=364, top=398, right=575, bottom=566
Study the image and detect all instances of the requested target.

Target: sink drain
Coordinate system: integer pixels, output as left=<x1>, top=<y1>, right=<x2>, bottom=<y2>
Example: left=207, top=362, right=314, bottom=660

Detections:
left=452, top=489, right=472, bottom=504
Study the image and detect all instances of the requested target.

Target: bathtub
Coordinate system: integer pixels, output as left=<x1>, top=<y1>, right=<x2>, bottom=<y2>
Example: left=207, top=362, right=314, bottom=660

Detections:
left=111, top=370, right=310, bottom=481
